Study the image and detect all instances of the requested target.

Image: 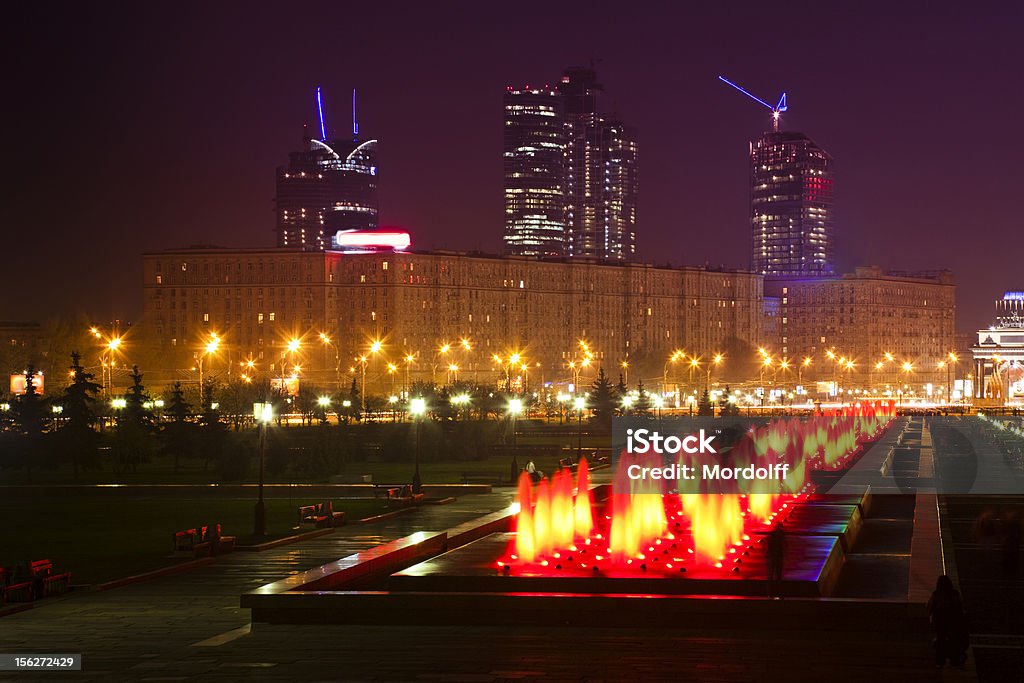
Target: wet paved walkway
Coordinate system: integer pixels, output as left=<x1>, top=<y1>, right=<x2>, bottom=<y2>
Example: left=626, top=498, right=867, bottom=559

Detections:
left=0, top=450, right=977, bottom=681
left=0, top=491, right=516, bottom=679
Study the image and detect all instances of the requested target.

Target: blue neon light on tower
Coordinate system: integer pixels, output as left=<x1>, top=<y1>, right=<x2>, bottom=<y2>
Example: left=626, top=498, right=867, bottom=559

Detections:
left=352, top=88, right=359, bottom=140
left=718, top=75, right=787, bottom=131
left=316, top=86, right=327, bottom=141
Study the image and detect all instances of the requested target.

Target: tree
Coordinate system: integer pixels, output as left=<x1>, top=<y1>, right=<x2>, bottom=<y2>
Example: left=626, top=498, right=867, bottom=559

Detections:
left=697, top=389, right=715, bottom=416
left=161, top=382, right=193, bottom=472
left=12, top=365, right=48, bottom=481
left=113, top=365, right=154, bottom=472
left=58, top=351, right=102, bottom=477
left=339, top=378, right=361, bottom=423
left=123, top=365, right=154, bottom=428
left=196, top=381, right=228, bottom=472
left=615, top=375, right=628, bottom=407
left=633, top=380, right=653, bottom=418
left=590, top=368, right=617, bottom=428
left=720, top=385, right=740, bottom=416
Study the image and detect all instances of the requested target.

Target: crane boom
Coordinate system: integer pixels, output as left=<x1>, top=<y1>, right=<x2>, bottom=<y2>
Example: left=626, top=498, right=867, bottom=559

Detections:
left=718, top=75, right=787, bottom=131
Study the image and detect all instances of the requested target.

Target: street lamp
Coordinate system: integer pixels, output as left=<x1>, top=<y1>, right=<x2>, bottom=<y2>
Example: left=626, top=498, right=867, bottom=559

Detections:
left=507, top=397, right=523, bottom=480
left=573, top=396, right=586, bottom=461
left=620, top=360, right=629, bottom=388
left=253, top=401, right=273, bottom=536
left=387, top=362, right=399, bottom=394
left=102, top=336, right=123, bottom=396
left=706, top=353, right=723, bottom=392
left=361, top=339, right=384, bottom=412
left=357, top=355, right=368, bottom=414
left=404, top=353, right=416, bottom=394
left=409, top=397, right=427, bottom=493
left=663, top=350, right=685, bottom=399
left=319, top=332, right=340, bottom=390
left=197, top=334, right=221, bottom=405
left=900, top=361, right=914, bottom=405
left=799, top=356, right=812, bottom=391
left=947, top=352, right=958, bottom=403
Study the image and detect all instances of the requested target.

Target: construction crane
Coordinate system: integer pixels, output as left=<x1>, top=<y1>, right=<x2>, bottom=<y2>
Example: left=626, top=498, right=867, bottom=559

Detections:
left=718, top=75, right=787, bottom=131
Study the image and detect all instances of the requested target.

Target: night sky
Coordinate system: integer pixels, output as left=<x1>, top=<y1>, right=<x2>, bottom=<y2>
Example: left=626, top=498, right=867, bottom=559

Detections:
left=5, top=2, right=1022, bottom=331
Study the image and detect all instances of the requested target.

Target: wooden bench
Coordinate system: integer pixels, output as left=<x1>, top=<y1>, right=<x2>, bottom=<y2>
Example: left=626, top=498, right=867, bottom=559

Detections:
left=373, top=485, right=402, bottom=499
left=0, top=561, right=71, bottom=602
left=172, top=524, right=235, bottom=558
left=298, top=502, right=345, bottom=528
left=0, top=566, right=32, bottom=604
left=461, top=472, right=507, bottom=485
left=31, top=559, right=72, bottom=598
left=385, top=486, right=426, bottom=508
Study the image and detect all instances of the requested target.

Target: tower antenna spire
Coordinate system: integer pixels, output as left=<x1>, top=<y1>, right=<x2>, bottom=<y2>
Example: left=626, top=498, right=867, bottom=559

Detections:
left=316, top=86, right=327, bottom=141
left=352, top=88, right=359, bottom=140
left=718, top=75, right=787, bottom=131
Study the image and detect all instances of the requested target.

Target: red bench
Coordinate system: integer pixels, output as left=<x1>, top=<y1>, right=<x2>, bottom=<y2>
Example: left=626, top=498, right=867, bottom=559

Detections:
left=172, top=524, right=235, bottom=558
left=299, top=502, right=345, bottom=528
left=0, top=560, right=71, bottom=603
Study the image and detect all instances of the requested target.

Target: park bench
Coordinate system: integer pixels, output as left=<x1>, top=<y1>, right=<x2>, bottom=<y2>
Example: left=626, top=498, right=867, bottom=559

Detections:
left=373, top=484, right=402, bottom=499
left=461, top=472, right=507, bottom=485
left=172, top=524, right=235, bottom=558
left=298, top=502, right=345, bottom=528
left=30, top=559, right=72, bottom=598
left=385, top=484, right=426, bottom=508
left=0, top=561, right=71, bottom=602
left=0, top=566, right=32, bottom=604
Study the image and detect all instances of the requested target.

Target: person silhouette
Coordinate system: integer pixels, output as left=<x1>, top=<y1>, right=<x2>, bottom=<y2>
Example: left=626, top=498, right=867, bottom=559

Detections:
left=927, top=575, right=968, bottom=667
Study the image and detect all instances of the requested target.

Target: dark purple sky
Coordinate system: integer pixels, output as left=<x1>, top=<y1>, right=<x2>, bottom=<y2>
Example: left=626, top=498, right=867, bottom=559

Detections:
left=5, top=2, right=1021, bottom=331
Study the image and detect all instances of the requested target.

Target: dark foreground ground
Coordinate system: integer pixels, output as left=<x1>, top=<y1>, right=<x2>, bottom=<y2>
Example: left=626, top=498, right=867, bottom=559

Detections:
left=0, top=487, right=973, bottom=683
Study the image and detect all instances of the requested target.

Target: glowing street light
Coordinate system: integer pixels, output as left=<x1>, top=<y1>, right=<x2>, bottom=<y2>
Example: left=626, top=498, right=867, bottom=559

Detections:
left=573, top=395, right=586, bottom=460
left=197, top=333, right=221, bottom=404
left=409, top=397, right=427, bottom=493
left=253, top=400, right=274, bottom=536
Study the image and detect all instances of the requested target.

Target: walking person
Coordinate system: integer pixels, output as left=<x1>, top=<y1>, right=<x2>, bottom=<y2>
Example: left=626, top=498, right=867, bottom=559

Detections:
left=766, top=522, right=786, bottom=598
left=927, top=575, right=968, bottom=668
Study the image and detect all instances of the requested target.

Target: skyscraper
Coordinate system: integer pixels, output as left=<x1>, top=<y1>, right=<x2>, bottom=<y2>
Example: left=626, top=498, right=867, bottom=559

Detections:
left=750, top=131, right=833, bottom=275
left=502, top=87, right=567, bottom=257
left=275, top=90, right=378, bottom=250
left=561, top=67, right=638, bottom=262
left=502, top=67, right=637, bottom=262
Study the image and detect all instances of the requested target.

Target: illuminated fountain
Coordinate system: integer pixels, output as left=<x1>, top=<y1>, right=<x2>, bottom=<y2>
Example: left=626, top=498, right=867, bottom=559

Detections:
left=500, top=401, right=895, bottom=579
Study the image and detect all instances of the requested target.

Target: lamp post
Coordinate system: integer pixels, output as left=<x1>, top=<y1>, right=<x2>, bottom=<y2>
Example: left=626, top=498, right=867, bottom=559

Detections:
left=620, top=360, right=629, bottom=388
left=688, top=356, right=700, bottom=395
left=508, top=397, right=523, bottom=481
left=102, top=336, right=123, bottom=396
left=319, top=332, right=340, bottom=390
left=900, top=361, right=914, bottom=406
left=435, top=343, right=451, bottom=385
left=409, top=397, right=427, bottom=493
left=387, top=362, right=399, bottom=395
left=253, top=402, right=273, bottom=536
left=706, top=353, right=723, bottom=392
left=197, top=334, right=221, bottom=406
left=947, top=352, right=958, bottom=404
left=574, top=396, right=586, bottom=461
left=403, top=353, right=416, bottom=395
left=799, top=357, right=812, bottom=393
left=663, top=350, right=684, bottom=404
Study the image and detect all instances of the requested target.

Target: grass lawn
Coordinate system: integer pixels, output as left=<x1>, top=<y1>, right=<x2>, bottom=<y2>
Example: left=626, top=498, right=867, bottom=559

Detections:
left=0, top=497, right=389, bottom=585
left=0, top=449, right=595, bottom=486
